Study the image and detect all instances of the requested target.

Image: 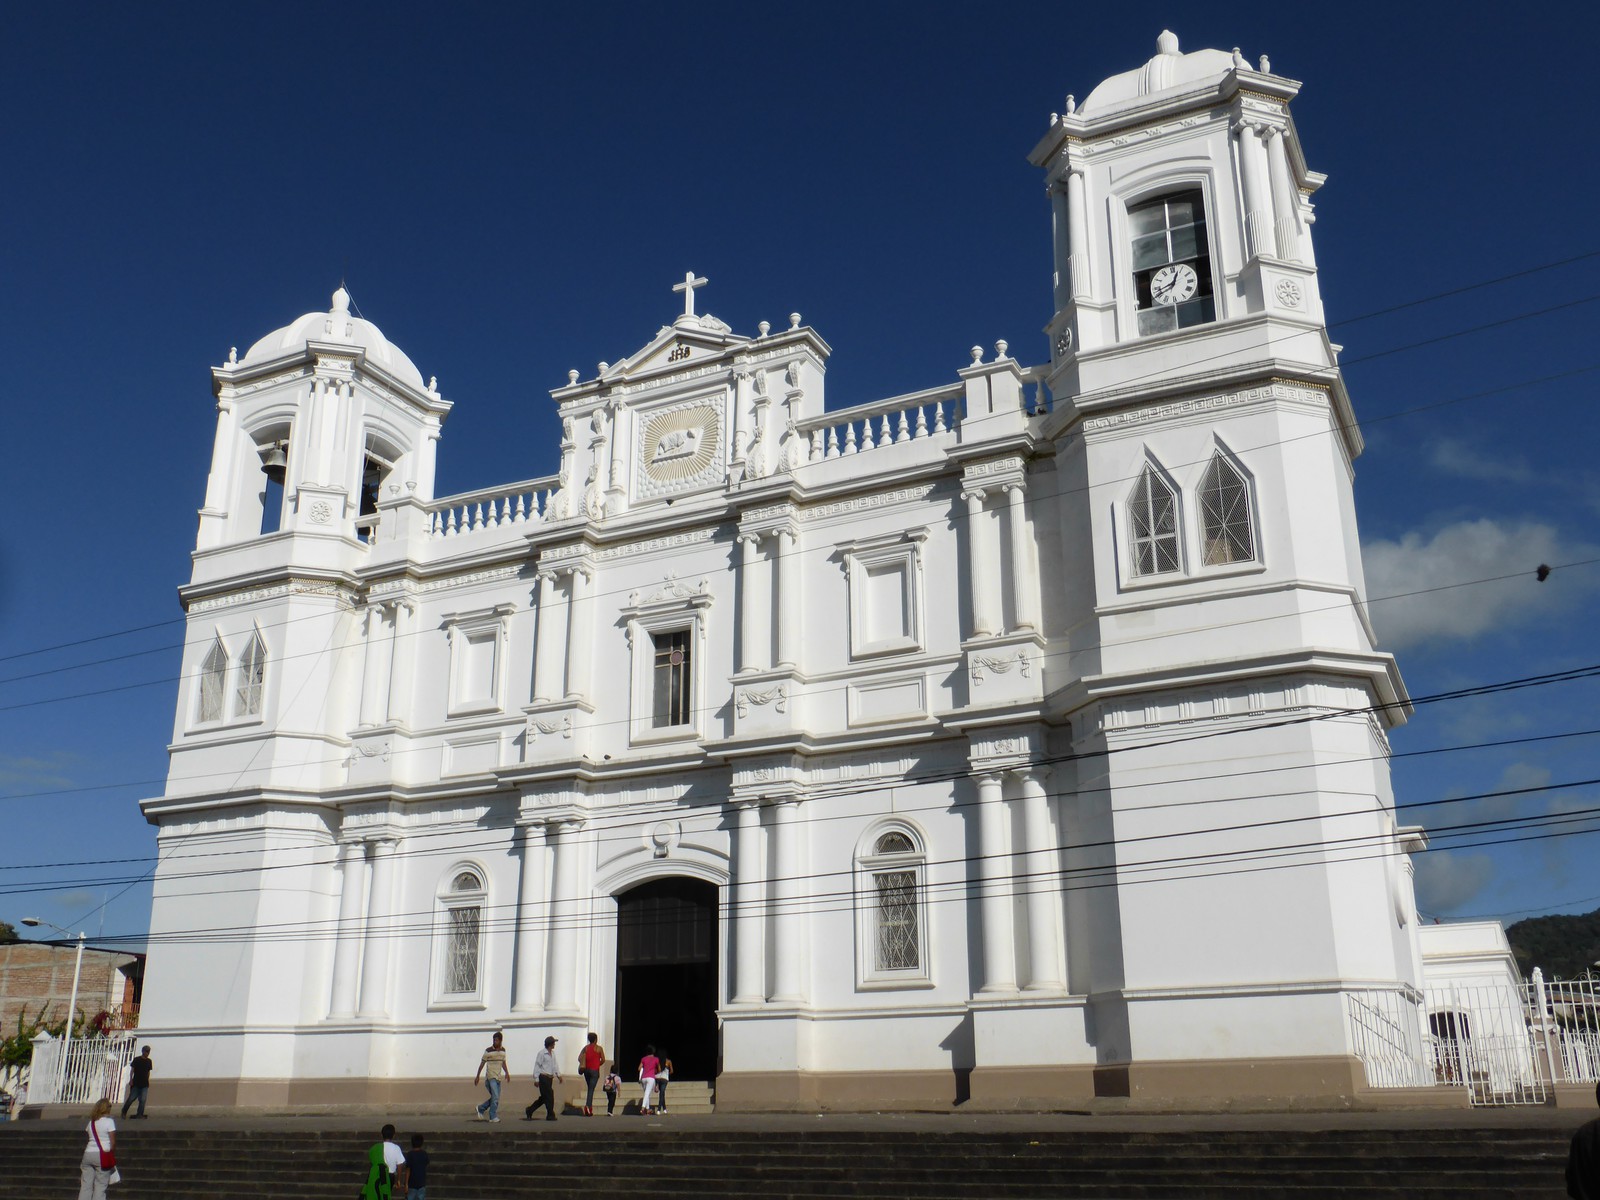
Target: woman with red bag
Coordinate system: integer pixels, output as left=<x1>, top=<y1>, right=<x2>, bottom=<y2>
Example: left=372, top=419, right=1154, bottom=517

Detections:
left=577, top=1032, right=606, bottom=1116
left=78, top=1096, right=117, bottom=1199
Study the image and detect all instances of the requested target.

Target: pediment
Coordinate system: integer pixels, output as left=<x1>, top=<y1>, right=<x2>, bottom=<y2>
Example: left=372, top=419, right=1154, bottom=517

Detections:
left=602, top=314, right=748, bottom=383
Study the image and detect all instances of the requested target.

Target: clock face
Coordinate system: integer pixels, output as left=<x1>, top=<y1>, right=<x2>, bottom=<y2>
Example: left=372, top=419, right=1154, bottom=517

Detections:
left=1150, top=262, right=1199, bottom=306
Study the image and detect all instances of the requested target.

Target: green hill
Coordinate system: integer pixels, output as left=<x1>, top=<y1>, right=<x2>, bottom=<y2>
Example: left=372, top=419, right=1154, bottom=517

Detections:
left=1506, top=907, right=1600, bottom=979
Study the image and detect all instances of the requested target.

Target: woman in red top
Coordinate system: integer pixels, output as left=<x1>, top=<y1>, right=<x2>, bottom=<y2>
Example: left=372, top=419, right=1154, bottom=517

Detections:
left=578, top=1032, right=606, bottom=1117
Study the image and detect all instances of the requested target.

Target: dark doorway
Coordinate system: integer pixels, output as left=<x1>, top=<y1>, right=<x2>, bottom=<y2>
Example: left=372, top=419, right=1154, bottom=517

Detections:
left=614, top=877, right=719, bottom=1081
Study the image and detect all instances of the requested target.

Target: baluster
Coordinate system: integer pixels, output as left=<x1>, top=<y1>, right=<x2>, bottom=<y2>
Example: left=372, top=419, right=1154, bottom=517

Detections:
left=880, top=414, right=893, bottom=446
left=428, top=512, right=440, bottom=538
left=843, top=422, right=858, bottom=455
left=491, top=499, right=504, bottom=529
left=511, top=494, right=524, bottom=524
left=809, top=430, right=823, bottom=462
left=449, top=507, right=461, bottom=536
left=896, top=409, right=911, bottom=443
left=914, top=405, right=929, bottom=439
left=545, top=488, right=556, bottom=518
left=825, top=428, right=839, bottom=459
left=934, top=401, right=948, bottom=434
left=860, top=415, right=876, bottom=451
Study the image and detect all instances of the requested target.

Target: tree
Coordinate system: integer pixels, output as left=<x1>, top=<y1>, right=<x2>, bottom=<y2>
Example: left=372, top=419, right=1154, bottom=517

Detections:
left=0, top=921, right=18, bottom=944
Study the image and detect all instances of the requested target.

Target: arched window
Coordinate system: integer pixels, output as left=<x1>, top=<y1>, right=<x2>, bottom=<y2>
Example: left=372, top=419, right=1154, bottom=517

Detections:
left=197, top=636, right=228, bottom=724
left=1129, top=189, right=1215, bottom=336
left=1198, top=452, right=1255, bottom=566
left=433, top=867, right=487, bottom=1007
left=234, top=630, right=267, bottom=717
left=1128, top=464, right=1181, bottom=577
left=856, top=826, right=931, bottom=988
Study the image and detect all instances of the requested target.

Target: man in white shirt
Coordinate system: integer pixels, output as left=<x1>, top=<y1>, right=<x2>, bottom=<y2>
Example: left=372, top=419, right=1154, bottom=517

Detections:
left=524, top=1036, right=563, bottom=1122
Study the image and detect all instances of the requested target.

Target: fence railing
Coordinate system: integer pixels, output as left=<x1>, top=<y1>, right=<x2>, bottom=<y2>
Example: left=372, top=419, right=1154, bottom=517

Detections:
left=1346, top=989, right=1431, bottom=1089
left=24, top=1033, right=138, bottom=1106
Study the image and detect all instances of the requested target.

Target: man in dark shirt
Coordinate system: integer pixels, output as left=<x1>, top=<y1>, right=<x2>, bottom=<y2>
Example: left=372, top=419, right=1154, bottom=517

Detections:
left=1571, top=1082, right=1600, bottom=1200
left=121, top=1046, right=153, bottom=1119
left=402, top=1133, right=430, bottom=1200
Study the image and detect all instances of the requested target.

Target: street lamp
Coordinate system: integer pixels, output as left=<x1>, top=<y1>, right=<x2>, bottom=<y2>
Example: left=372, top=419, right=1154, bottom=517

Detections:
left=21, top=918, right=86, bottom=1100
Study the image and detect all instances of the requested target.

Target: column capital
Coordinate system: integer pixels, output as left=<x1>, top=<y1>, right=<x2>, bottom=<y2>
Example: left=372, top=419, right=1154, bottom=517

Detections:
left=1011, top=763, right=1053, bottom=788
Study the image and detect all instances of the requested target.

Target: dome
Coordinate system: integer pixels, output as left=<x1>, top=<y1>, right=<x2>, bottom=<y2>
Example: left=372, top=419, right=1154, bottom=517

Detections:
left=238, top=287, right=425, bottom=389
left=1080, top=31, right=1237, bottom=115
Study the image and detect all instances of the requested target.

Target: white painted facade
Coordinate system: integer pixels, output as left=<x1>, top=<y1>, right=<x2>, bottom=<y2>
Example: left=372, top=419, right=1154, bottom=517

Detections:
left=140, top=33, right=1433, bottom=1108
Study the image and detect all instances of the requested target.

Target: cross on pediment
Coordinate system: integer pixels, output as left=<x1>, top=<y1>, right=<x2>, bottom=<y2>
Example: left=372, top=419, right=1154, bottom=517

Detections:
left=672, top=271, right=708, bottom=318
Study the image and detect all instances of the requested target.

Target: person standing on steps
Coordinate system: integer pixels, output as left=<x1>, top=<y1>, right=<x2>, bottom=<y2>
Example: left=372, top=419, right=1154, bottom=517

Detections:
left=402, top=1132, right=430, bottom=1200
left=1570, top=1081, right=1600, bottom=1199
left=577, top=1031, right=606, bottom=1116
left=602, top=1062, right=622, bottom=1116
left=360, top=1123, right=405, bottom=1200
left=655, top=1051, right=673, bottom=1114
left=77, top=1097, right=116, bottom=1200
left=474, top=1031, right=510, bottom=1122
left=524, top=1035, right=562, bottom=1121
left=121, top=1045, right=153, bottom=1119
left=637, top=1044, right=661, bottom=1115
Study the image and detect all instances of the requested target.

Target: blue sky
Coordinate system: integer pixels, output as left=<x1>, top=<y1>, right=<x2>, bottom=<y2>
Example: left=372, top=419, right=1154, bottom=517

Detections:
left=2, top=2, right=1597, bottom=948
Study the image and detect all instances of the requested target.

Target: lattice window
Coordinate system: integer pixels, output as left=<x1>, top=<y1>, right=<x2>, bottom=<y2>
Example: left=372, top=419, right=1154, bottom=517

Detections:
left=1129, top=465, right=1181, bottom=576
left=857, top=826, right=930, bottom=987
left=444, top=905, right=481, bottom=994
left=1198, top=453, right=1255, bottom=566
left=234, top=631, right=266, bottom=717
left=651, top=630, right=692, bottom=728
left=874, top=869, right=920, bottom=972
left=198, top=637, right=228, bottom=723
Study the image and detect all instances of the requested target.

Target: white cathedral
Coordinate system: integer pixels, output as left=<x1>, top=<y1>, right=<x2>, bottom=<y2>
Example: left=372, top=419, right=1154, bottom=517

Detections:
left=140, top=33, right=1436, bottom=1110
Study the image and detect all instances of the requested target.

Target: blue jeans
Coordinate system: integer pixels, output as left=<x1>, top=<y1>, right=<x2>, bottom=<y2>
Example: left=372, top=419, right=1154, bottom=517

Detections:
left=407, top=1190, right=426, bottom=1200
left=121, top=1085, right=148, bottom=1117
left=478, top=1077, right=501, bottom=1119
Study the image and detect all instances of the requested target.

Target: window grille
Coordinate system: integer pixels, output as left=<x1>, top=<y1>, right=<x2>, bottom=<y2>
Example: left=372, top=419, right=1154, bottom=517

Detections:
left=876, top=832, right=914, bottom=855
left=444, top=905, right=481, bottom=994
left=235, top=633, right=266, bottom=716
left=1129, top=465, right=1181, bottom=576
left=874, top=870, right=920, bottom=972
left=651, top=630, right=692, bottom=727
left=1199, top=453, right=1255, bottom=565
left=199, top=638, right=228, bottom=723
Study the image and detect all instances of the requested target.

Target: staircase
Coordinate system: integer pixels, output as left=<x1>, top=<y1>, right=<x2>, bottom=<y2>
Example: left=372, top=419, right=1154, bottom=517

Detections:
left=0, top=1121, right=1574, bottom=1198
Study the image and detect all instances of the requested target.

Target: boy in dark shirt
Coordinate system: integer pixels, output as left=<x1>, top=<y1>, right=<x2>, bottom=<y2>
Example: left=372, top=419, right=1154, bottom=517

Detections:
left=121, top=1046, right=153, bottom=1119
left=402, top=1133, right=430, bottom=1200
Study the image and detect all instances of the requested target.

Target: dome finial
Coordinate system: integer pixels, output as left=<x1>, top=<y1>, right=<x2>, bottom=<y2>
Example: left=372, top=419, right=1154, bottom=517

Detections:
left=1156, top=29, right=1180, bottom=55
left=332, top=286, right=350, bottom=315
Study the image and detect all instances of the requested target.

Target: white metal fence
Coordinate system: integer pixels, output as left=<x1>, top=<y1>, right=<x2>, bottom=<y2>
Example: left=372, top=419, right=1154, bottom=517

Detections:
left=24, top=1033, right=138, bottom=1106
left=1350, top=968, right=1600, bottom=1106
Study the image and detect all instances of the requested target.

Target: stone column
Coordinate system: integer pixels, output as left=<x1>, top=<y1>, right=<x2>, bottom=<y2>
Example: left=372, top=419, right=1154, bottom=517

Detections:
left=1235, top=120, right=1274, bottom=262
left=544, top=819, right=584, bottom=1013
left=357, top=837, right=397, bottom=1018
left=964, top=490, right=999, bottom=638
left=511, top=820, right=549, bottom=1013
left=197, top=397, right=237, bottom=546
left=563, top=570, right=593, bottom=701
left=732, top=799, right=766, bottom=1003
left=1016, top=768, right=1064, bottom=990
left=385, top=600, right=415, bottom=725
left=1264, top=127, right=1302, bottom=263
left=1066, top=168, right=1090, bottom=301
left=775, top=528, right=800, bottom=670
left=975, top=772, right=1017, bottom=992
left=738, top=534, right=770, bottom=674
left=1003, top=483, right=1039, bottom=632
left=769, top=799, right=804, bottom=1002
left=532, top=571, right=563, bottom=704
left=1049, top=184, right=1072, bottom=313
left=328, top=840, right=366, bottom=1018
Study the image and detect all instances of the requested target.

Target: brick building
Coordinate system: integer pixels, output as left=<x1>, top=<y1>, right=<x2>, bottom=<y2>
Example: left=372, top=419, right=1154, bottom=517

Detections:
left=0, top=942, right=143, bottom=1034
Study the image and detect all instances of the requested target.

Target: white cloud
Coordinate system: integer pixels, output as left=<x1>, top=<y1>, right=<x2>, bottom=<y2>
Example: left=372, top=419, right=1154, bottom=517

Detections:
left=1414, top=850, right=1496, bottom=914
left=1363, top=518, right=1600, bottom=648
left=1427, top=439, right=1536, bottom=486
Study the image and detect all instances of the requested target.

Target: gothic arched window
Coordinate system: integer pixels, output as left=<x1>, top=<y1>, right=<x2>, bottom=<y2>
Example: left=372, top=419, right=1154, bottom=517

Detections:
left=197, top=636, right=229, bottom=724
left=433, top=867, right=487, bottom=1007
left=1198, top=452, right=1255, bottom=566
left=1128, top=464, right=1182, bottom=577
left=234, top=630, right=267, bottom=717
left=856, top=826, right=931, bottom=988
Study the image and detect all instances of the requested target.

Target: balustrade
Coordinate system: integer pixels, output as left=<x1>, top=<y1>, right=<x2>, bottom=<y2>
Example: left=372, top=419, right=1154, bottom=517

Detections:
left=426, top=476, right=559, bottom=540
left=797, top=386, right=959, bottom=464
